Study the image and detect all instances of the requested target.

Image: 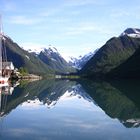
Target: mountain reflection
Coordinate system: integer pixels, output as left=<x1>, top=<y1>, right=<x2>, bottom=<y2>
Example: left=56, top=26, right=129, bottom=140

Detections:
left=0, top=79, right=140, bottom=128
left=79, top=79, right=140, bottom=128
left=0, top=80, right=77, bottom=116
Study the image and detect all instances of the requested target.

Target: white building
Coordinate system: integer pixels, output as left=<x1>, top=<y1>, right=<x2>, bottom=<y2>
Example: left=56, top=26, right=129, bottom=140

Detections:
left=2, top=62, right=14, bottom=76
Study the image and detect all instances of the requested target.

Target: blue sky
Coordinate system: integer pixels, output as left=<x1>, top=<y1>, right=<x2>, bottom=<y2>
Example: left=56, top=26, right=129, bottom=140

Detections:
left=0, top=0, right=140, bottom=60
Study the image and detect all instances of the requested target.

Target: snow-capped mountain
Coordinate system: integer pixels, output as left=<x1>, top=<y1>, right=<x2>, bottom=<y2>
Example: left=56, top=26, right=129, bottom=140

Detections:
left=44, top=84, right=95, bottom=109
left=120, top=28, right=140, bottom=38
left=69, top=50, right=98, bottom=69
left=21, top=43, right=60, bottom=55
left=21, top=44, right=76, bottom=73
left=40, top=47, right=62, bottom=61
left=26, top=47, right=44, bottom=55
left=65, top=84, right=94, bottom=103
left=4, top=36, right=53, bottom=74
left=21, top=84, right=94, bottom=109
left=38, top=47, right=76, bottom=73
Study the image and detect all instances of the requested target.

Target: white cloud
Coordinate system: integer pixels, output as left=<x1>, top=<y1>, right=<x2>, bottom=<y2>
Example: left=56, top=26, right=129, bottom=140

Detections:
left=7, top=128, right=38, bottom=137
left=110, top=10, right=130, bottom=18
left=65, top=22, right=115, bottom=36
left=49, top=18, right=70, bottom=23
left=39, top=8, right=61, bottom=17
left=63, top=0, right=104, bottom=6
left=9, top=16, right=42, bottom=25
left=110, top=6, right=140, bottom=20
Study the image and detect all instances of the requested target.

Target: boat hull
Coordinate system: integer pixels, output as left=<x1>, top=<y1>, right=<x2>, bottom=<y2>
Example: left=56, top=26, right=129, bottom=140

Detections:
left=0, top=77, right=9, bottom=87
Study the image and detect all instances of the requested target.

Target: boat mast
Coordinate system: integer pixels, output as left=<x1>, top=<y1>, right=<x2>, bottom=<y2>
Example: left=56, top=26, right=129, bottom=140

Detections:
left=0, top=15, right=3, bottom=77
left=0, top=91, right=1, bottom=113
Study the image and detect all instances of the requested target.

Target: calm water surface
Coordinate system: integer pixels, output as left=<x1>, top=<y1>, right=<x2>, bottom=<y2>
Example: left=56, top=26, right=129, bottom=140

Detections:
left=0, top=79, right=140, bottom=140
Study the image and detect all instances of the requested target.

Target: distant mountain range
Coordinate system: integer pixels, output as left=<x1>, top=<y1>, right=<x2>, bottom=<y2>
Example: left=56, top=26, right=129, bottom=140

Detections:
left=38, top=47, right=76, bottom=73
left=4, top=36, right=54, bottom=75
left=68, top=52, right=95, bottom=69
left=3, top=27, right=140, bottom=78
left=80, top=28, right=140, bottom=78
left=4, top=36, right=75, bottom=75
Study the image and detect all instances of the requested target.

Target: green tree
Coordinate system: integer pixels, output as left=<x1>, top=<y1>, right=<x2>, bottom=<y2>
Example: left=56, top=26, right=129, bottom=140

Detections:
left=19, top=67, right=28, bottom=76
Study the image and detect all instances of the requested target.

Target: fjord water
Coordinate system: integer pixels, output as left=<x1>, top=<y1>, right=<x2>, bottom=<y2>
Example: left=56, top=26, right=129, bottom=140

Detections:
left=0, top=80, right=140, bottom=140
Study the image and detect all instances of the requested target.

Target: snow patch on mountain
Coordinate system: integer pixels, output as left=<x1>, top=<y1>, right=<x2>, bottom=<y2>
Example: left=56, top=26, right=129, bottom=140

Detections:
left=25, top=55, right=30, bottom=60
left=20, top=43, right=46, bottom=54
left=20, top=43, right=59, bottom=55
left=59, top=84, right=94, bottom=104
left=42, top=47, right=60, bottom=56
left=21, top=99, right=43, bottom=109
left=120, top=28, right=140, bottom=38
left=69, top=50, right=98, bottom=69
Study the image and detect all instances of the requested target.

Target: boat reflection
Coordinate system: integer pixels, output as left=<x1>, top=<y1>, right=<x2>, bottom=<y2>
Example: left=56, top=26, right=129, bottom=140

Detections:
left=0, top=86, right=13, bottom=116
left=0, top=81, right=19, bottom=117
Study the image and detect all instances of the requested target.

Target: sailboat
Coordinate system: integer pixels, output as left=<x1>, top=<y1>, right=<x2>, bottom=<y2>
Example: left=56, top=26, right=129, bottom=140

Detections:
left=0, top=17, right=10, bottom=87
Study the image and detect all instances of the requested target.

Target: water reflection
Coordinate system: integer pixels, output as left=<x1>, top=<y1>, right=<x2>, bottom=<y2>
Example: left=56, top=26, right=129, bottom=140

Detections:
left=79, top=80, right=140, bottom=128
left=0, top=79, right=140, bottom=140
left=1, top=79, right=140, bottom=128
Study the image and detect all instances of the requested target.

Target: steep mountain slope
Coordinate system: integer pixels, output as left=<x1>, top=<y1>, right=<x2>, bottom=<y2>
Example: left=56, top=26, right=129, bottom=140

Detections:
left=4, top=36, right=54, bottom=75
left=109, top=46, right=140, bottom=78
left=80, top=30, right=140, bottom=77
left=38, top=47, right=76, bottom=73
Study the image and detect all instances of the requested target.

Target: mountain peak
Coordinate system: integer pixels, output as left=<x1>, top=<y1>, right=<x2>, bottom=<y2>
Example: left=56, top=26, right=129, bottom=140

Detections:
left=121, top=28, right=140, bottom=38
left=46, top=47, right=58, bottom=54
left=21, top=44, right=59, bottom=55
